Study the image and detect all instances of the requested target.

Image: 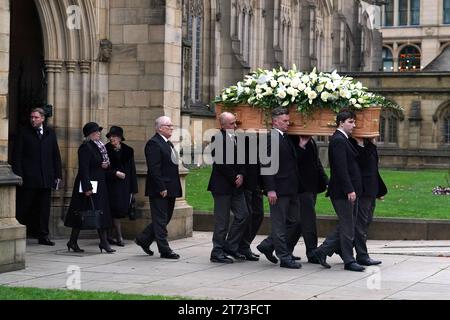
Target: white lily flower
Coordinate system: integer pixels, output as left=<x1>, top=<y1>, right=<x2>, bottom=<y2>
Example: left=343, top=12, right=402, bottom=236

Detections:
left=308, top=91, right=317, bottom=100
left=316, top=85, right=324, bottom=93
left=301, top=75, right=310, bottom=84
left=321, top=91, right=330, bottom=102
left=277, top=90, right=287, bottom=99
left=350, top=98, right=357, bottom=105
left=286, top=87, right=299, bottom=97
left=270, top=80, right=278, bottom=88
left=297, top=82, right=307, bottom=91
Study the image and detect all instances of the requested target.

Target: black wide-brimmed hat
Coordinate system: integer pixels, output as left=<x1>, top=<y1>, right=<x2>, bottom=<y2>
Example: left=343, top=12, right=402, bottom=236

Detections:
left=83, top=122, right=103, bottom=137
left=106, top=126, right=125, bottom=141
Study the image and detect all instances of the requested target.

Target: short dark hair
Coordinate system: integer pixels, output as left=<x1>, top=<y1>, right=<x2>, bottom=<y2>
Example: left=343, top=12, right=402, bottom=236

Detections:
left=336, top=109, right=356, bottom=126
left=30, top=108, right=45, bottom=118
left=271, top=107, right=289, bottom=119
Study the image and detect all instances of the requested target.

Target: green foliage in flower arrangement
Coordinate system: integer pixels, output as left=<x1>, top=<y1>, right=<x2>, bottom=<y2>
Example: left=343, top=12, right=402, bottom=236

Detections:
left=214, top=65, right=402, bottom=114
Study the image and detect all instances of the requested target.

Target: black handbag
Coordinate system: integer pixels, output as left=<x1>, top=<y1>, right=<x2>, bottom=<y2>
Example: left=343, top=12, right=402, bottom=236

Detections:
left=68, top=197, right=103, bottom=230
left=128, top=194, right=136, bottom=221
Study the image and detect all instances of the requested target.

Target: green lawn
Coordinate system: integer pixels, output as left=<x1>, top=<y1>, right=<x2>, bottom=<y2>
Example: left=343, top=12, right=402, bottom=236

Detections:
left=186, top=167, right=450, bottom=220
left=0, top=286, right=185, bottom=300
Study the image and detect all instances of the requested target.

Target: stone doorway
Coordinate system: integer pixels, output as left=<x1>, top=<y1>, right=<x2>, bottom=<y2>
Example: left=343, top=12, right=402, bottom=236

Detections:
left=7, top=0, right=47, bottom=163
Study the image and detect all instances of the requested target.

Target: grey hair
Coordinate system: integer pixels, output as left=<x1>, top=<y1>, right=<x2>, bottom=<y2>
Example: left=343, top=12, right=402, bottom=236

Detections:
left=155, top=116, right=171, bottom=130
left=271, top=107, right=289, bottom=119
left=31, top=108, right=45, bottom=118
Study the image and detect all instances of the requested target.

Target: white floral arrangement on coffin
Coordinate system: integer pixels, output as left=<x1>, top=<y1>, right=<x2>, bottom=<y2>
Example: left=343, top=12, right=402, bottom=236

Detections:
left=214, top=65, right=400, bottom=114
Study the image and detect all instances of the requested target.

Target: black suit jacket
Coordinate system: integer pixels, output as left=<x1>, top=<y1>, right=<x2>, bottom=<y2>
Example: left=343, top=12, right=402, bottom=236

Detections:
left=352, top=139, right=388, bottom=198
left=290, top=136, right=329, bottom=194
left=262, top=129, right=299, bottom=196
left=327, top=130, right=362, bottom=199
left=12, top=124, right=62, bottom=189
left=207, top=130, right=246, bottom=195
left=145, top=134, right=182, bottom=198
left=243, top=133, right=262, bottom=191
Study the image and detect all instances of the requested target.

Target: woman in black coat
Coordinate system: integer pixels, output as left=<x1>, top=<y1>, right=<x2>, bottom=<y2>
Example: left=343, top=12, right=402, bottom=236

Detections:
left=64, top=122, right=115, bottom=253
left=105, top=126, right=138, bottom=246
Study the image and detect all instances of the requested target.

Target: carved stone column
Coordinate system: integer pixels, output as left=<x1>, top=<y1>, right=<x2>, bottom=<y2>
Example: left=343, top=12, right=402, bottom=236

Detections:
left=79, top=61, right=91, bottom=126
left=0, top=163, right=25, bottom=273
left=44, top=60, right=63, bottom=127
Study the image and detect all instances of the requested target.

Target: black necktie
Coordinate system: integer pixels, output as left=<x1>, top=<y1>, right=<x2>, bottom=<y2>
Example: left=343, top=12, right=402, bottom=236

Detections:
left=167, top=140, right=174, bottom=149
left=37, top=128, right=43, bottom=139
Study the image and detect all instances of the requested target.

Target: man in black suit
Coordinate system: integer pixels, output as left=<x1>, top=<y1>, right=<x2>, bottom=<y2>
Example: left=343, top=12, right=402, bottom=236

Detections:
left=257, top=108, right=301, bottom=269
left=208, top=112, right=249, bottom=263
left=238, top=132, right=264, bottom=261
left=288, top=135, right=328, bottom=263
left=311, top=110, right=365, bottom=272
left=135, top=116, right=182, bottom=259
left=13, top=108, right=62, bottom=246
left=352, top=137, right=387, bottom=266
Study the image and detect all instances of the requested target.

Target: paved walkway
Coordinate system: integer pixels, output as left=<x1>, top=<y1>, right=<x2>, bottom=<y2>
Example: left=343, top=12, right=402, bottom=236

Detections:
left=1, top=232, right=449, bottom=300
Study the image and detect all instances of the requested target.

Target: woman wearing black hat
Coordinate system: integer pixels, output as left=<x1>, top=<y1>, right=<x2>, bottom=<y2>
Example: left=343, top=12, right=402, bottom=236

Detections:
left=105, top=126, right=138, bottom=246
left=64, top=122, right=116, bottom=253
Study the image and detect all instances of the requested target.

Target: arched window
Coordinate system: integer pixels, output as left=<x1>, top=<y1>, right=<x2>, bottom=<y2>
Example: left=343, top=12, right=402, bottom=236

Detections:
left=399, top=45, right=421, bottom=71
left=442, top=108, right=450, bottom=144
left=382, top=47, right=393, bottom=71
left=379, top=109, right=401, bottom=145
left=182, top=0, right=204, bottom=108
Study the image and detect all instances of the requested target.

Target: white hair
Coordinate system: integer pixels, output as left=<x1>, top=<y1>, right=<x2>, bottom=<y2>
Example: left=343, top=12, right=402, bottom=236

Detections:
left=155, top=116, right=171, bottom=130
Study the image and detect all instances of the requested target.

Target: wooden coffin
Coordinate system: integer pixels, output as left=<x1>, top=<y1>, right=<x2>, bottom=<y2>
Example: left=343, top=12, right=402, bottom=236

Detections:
left=215, top=103, right=381, bottom=137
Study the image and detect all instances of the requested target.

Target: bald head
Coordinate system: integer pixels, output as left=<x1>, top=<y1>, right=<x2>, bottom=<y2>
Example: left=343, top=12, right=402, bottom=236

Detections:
left=219, top=112, right=237, bottom=130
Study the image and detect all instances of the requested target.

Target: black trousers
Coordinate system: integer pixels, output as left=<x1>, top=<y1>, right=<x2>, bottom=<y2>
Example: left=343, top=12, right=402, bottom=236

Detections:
left=16, top=187, right=51, bottom=239
left=354, top=196, right=376, bottom=261
left=288, top=192, right=318, bottom=259
left=238, top=189, right=264, bottom=254
left=138, top=196, right=176, bottom=254
left=259, top=194, right=300, bottom=263
left=211, top=190, right=249, bottom=258
left=318, top=198, right=358, bottom=265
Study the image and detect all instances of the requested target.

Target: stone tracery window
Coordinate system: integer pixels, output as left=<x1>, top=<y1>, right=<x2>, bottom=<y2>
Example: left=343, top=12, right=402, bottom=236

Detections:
left=379, top=109, right=402, bottom=145
left=182, top=0, right=204, bottom=107
left=231, top=0, right=254, bottom=67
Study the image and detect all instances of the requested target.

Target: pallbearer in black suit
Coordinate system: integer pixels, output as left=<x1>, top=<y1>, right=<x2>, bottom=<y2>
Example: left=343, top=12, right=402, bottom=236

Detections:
left=257, top=108, right=301, bottom=269
left=311, top=110, right=365, bottom=272
left=135, top=116, right=182, bottom=259
left=238, top=132, right=264, bottom=261
left=13, top=108, right=62, bottom=246
left=352, top=137, right=387, bottom=266
left=288, top=135, right=329, bottom=263
left=208, top=112, right=249, bottom=263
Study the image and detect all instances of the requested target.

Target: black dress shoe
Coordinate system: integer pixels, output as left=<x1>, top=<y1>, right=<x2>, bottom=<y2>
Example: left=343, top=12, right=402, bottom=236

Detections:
left=38, top=238, right=55, bottom=246
left=357, top=258, right=382, bottom=266
left=161, top=251, right=180, bottom=259
left=312, top=249, right=331, bottom=269
left=344, top=262, right=365, bottom=272
left=210, top=255, right=234, bottom=264
left=280, top=260, right=302, bottom=269
left=256, top=244, right=278, bottom=264
left=292, top=255, right=301, bottom=261
left=224, top=250, right=246, bottom=260
left=134, top=238, right=154, bottom=256
left=241, top=252, right=259, bottom=261
left=307, top=256, right=320, bottom=264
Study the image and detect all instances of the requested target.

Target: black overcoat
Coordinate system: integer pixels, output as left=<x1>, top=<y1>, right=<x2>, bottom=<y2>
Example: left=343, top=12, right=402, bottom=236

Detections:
left=106, top=143, right=138, bottom=218
left=12, top=125, right=62, bottom=189
left=65, top=140, right=112, bottom=229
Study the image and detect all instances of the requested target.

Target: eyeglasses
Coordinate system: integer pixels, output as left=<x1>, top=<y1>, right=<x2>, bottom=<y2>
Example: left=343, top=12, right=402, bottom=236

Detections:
left=162, top=125, right=174, bottom=129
